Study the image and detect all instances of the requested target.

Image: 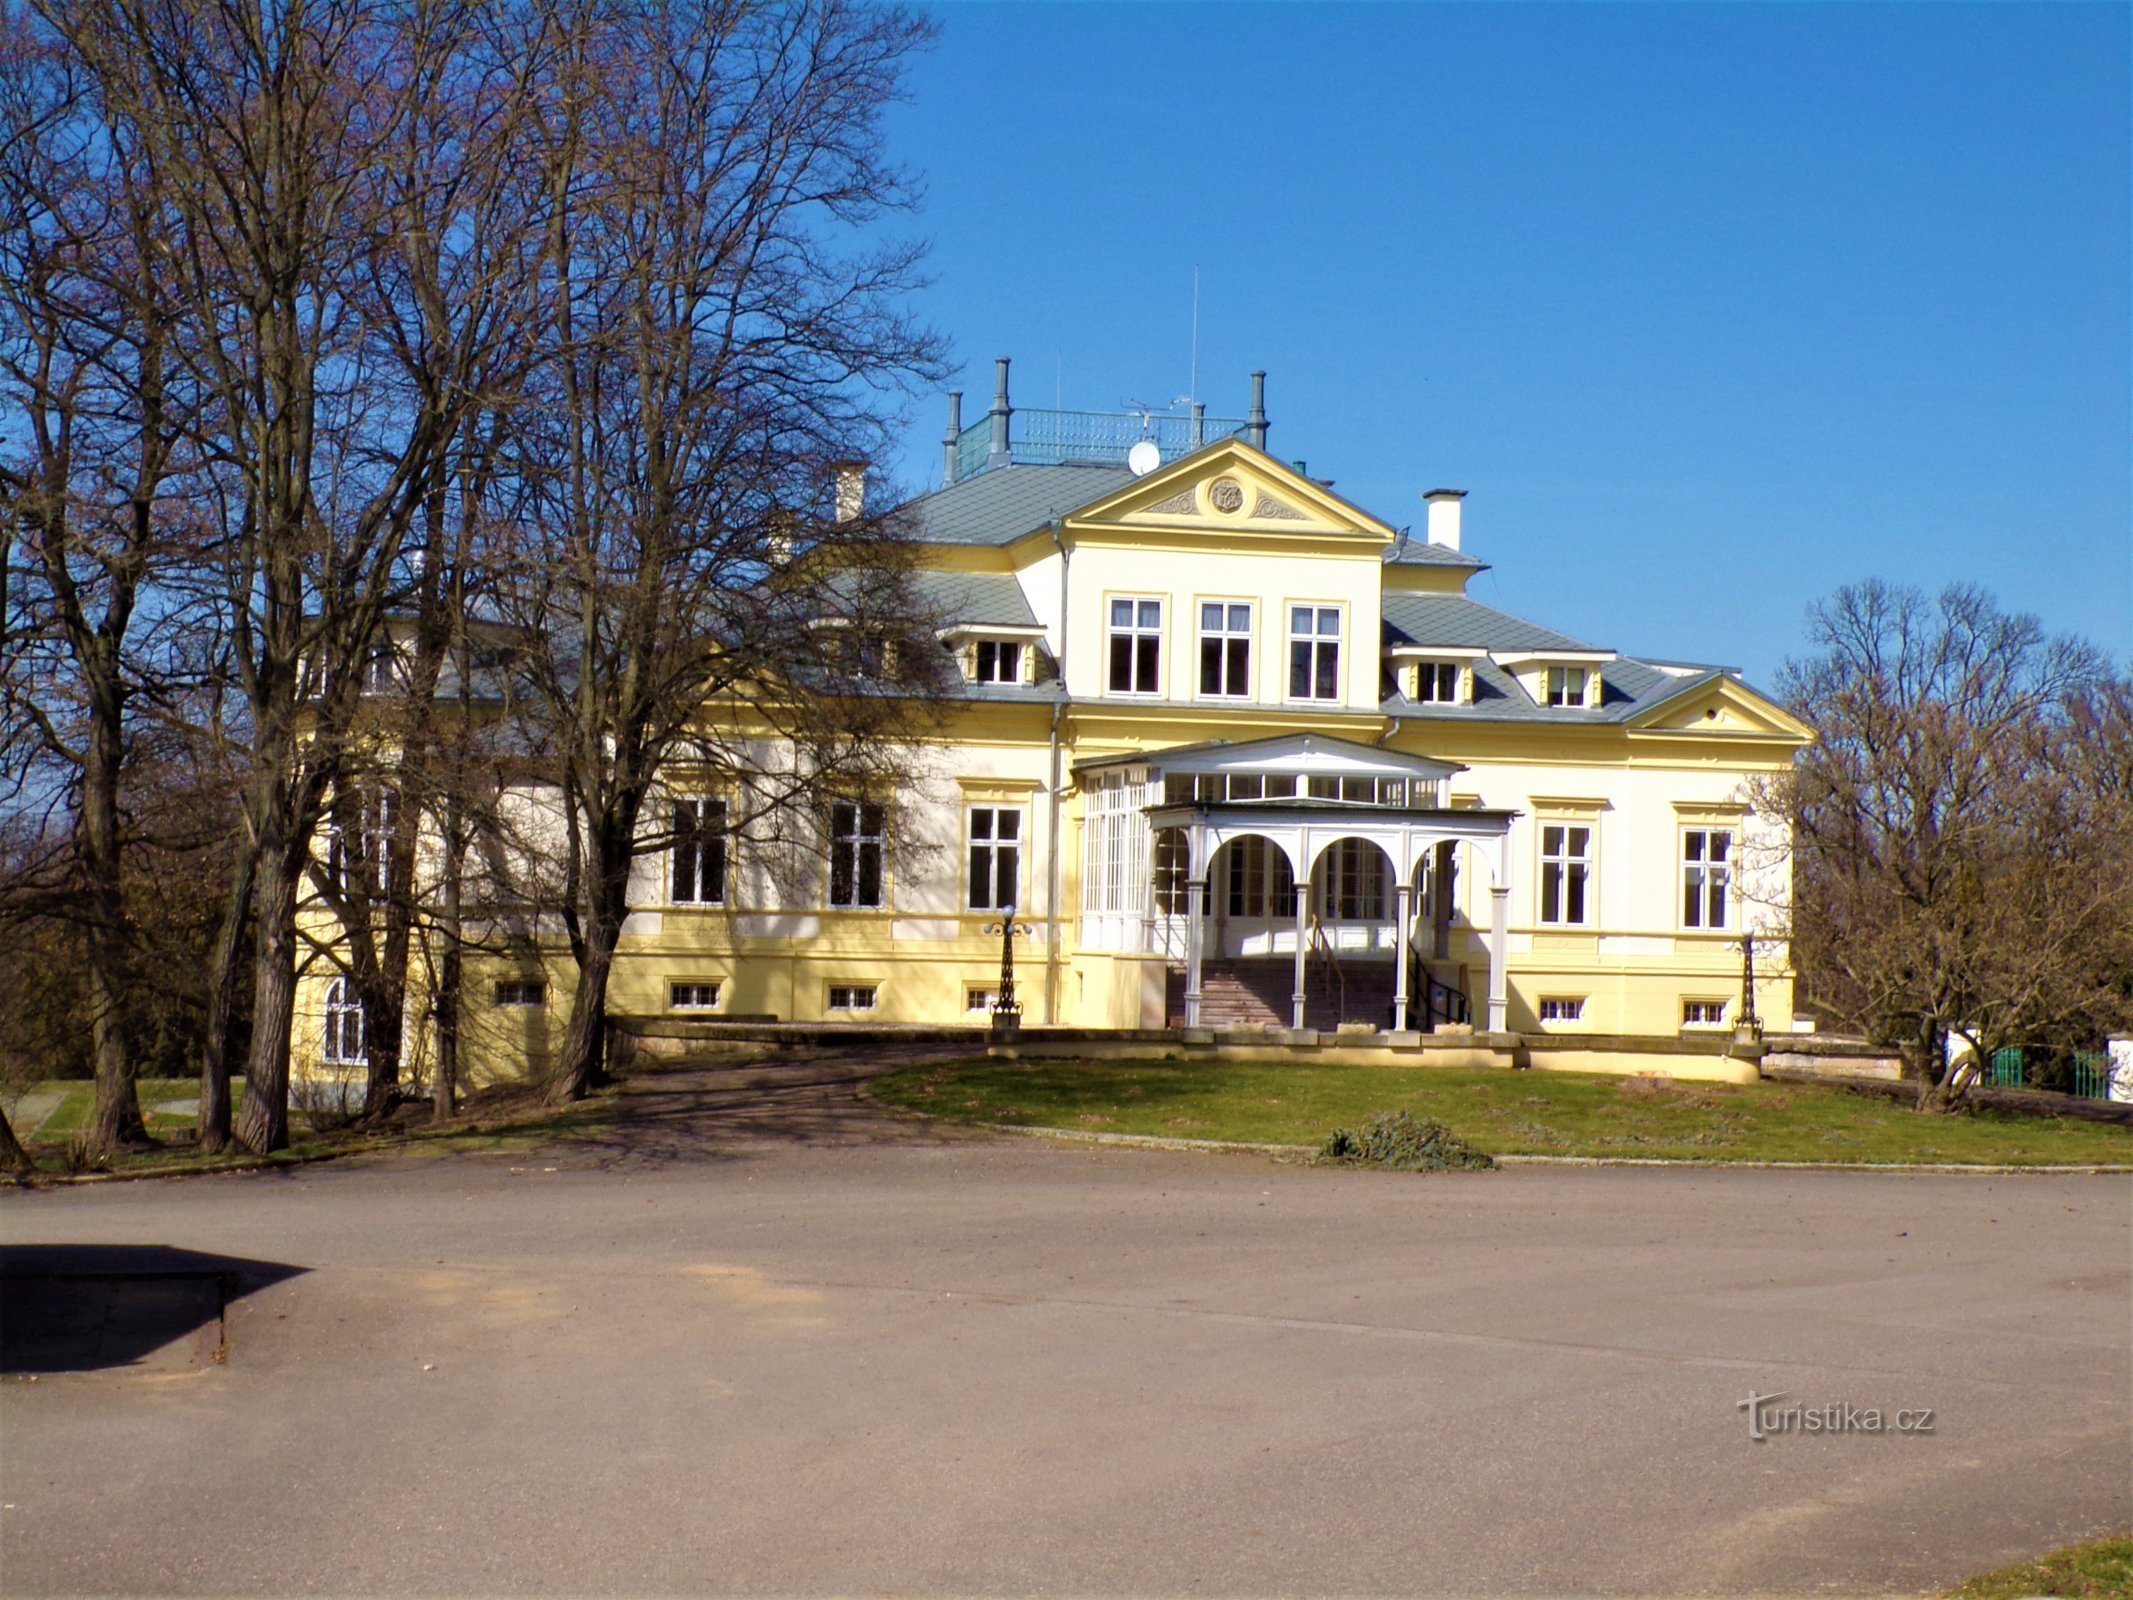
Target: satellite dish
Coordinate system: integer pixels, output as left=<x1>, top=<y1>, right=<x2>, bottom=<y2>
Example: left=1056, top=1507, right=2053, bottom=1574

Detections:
left=1127, top=438, right=1161, bottom=477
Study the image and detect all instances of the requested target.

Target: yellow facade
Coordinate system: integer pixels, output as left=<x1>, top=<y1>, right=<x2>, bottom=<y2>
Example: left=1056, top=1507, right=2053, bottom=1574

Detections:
left=294, top=410, right=1812, bottom=1091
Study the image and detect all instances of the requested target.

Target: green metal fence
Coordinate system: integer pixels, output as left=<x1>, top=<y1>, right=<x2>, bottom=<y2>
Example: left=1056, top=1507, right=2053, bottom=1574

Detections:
left=1982, top=1047, right=2111, bottom=1098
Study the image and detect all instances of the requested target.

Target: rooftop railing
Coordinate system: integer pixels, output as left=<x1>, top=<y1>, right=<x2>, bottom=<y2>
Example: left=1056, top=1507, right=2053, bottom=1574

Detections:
left=951, top=407, right=1249, bottom=482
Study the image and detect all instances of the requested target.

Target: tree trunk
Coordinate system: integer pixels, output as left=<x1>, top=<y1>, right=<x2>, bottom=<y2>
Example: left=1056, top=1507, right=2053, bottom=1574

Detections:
left=78, top=663, right=151, bottom=1158
left=432, top=795, right=465, bottom=1123
left=549, top=928, right=617, bottom=1105
left=1911, top=1016, right=1952, bottom=1113
left=198, top=843, right=256, bottom=1154
left=0, top=1104, right=35, bottom=1179
left=235, top=837, right=301, bottom=1154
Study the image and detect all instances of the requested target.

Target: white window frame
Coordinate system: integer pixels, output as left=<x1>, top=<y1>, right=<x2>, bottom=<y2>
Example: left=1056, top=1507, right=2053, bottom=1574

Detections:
left=1545, top=666, right=1590, bottom=709
left=1682, top=998, right=1729, bottom=1028
left=1317, top=838, right=1388, bottom=922
left=1681, top=828, right=1734, bottom=931
left=1196, top=600, right=1254, bottom=699
left=826, top=984, right=877, bottom=1012
left=1538, top=822, right=1593, bottom=926
left=1414, top=661, right=1461, bottom=704
left=494, top=980, right=545, bottom=1007
left=973, top=639, right=1022, bottom=685
left=322, top=976, right=367, bottom=1065
left=671, top=796, right=728, bottom=906
left=328, top=784, right=396, bottom=898
left=1538, top=996, right=1585, bottom=1022
left=1286, top=603, right=1343, bottom=703
left=670, top=981, right=722, bottom=1010
left=827, top=801, right=886, bottom=909
left=1106, top=596, right=1164, bottom=696
left=966, top=805, right=1023, bottom=912
left=965, top=985, right=999, bottom=1013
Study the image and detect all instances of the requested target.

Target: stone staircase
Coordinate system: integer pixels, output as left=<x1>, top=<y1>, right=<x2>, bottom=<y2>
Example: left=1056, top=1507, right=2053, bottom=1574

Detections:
left=1166, top=956, right=1400, bottom=1032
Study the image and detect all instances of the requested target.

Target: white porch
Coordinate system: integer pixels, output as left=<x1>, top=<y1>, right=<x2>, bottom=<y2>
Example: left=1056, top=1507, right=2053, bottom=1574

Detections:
left=1075, top=733, right=1518, bottom=1033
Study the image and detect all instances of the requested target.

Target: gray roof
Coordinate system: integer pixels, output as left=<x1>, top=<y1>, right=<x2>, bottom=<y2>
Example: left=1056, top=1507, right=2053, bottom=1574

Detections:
left=1382, top=537, right=1486, bottom=570
left=1379, top=592, right=1595, bottom=654
left=906, top=569, right=1039, bottom=629
left=1381, top=652, right=1728, bottom=725
left=900, top=463, right=1137, bottom=545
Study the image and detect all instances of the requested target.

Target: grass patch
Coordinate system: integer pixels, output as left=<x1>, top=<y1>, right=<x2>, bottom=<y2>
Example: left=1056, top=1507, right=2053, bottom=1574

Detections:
left=1946, top=1533, right=2133, bottom=1598
left=870, top=1058, right=2133, bottom=1167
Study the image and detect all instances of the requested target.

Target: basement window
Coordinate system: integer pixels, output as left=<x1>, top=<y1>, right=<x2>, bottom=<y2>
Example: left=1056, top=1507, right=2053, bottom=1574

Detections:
left=671, top=982, right=722, bottom=1010
left=494, top=981, right=546, bottom=1007
left=1682, top=999, right=1728, bottom=1027
left=827, top=984, right=877, bottom=1012
left=1538, top=996, right=1585, bottom=1022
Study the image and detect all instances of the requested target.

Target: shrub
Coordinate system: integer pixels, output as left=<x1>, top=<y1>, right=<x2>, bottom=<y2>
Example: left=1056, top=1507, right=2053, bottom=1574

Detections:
left=1318, top=1110, right=1495, bottom=1171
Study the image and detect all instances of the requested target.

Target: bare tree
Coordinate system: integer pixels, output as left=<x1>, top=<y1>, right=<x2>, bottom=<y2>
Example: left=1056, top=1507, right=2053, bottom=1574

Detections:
left=0, top=5, right=199, bottom=1156
left=1770, top=581, right=2132, bottom=1108
left=493, top=0, right=948, bottom=1104
left=50, top=0, right=546, bottom=1150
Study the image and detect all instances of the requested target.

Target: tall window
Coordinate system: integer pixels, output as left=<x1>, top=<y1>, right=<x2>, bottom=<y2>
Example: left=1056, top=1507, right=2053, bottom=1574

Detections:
left=1318, top=839, right=1387, bottom=921
left=1152, top=827, right=1191, bottom=915
left=672, top=798, right=727, bottom=905
left=1198, top=602, right=1252, bottom=697
left=1225, top=837, right=1294, bottom=918
left=1415, top=662, right=1460, bottom=704
left=322, top=977, right=366, bottom=1065
left=1539, top=824, right=1592, bottom=925
left=328, top=785, right=396, bottom=897
left=1108, top=598, right=1163, bottom=694
left=1288, top=605, right=1341, bottom=700
left=966, top=807, right=1021, bottom=911
left=828, top=801, right=886, bottom=908
left=1682, top=829, right=1733, bottom=929
left=1546, top=667, right=1589, bottom=708
left=974, top=639, right=1021, bottom=684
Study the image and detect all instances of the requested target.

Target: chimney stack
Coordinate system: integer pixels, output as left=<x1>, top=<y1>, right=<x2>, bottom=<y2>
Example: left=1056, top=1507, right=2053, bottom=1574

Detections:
left=833, top=462, right=866, bottom=523
left=986, top=357, right=1013, bottom=468
left=1424, top=488, right=1466, bottom=551
left=1245, top=370, right=1268, bottom=450
left=940, top=391, right=962, bottom=487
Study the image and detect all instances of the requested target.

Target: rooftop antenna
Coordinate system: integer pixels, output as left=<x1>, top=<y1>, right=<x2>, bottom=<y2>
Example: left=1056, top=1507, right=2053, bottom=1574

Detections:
left=1187, top=266, right=1200, bottom=410
left=1120, top=397, right=1162, bottom=476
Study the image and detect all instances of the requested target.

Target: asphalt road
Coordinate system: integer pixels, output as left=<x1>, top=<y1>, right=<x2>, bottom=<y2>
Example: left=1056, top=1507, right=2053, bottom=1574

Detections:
left=2, top=1054, right=2128, bottom=1596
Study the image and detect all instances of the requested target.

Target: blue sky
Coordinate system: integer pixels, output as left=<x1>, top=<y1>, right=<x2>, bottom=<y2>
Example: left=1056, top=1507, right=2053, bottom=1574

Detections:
left=875, top=2, right=2130, bottom=687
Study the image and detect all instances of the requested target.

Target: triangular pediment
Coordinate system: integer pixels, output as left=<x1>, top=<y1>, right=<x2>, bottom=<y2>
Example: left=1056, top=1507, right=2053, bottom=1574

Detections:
left=1061, top=439, right=1396, bottom=545
left=1627, top=675, right=1814, bottom=740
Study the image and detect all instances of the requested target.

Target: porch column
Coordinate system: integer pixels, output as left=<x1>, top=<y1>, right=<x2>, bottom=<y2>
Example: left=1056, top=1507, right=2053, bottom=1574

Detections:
left=1290, top=882, right=1309, bottom=1031
left=1183, top=875, right=1206, bottom=1028
left=1392, top=881, right=1412, bottom=1032
left=1487, top=885, right=1510, bottom=1033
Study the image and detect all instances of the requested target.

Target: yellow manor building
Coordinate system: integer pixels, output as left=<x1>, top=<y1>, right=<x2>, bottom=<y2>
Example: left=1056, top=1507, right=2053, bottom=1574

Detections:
left=302, top=367, right=1815, bottom=1091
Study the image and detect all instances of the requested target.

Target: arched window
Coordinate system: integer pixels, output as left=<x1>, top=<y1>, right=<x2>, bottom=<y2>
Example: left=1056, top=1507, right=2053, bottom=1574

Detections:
left=1318, top=840, right=1389, bottom=921
left=322, top=978, right=367, bottom=1065
left=1223, top=837, right=1294, bottom=919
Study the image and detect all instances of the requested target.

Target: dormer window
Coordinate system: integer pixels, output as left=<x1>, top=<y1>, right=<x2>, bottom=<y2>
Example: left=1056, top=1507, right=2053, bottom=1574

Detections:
left=1415, top=662, right=1461, bottom=704
left=1493, top=649, right=1616, bottom=711
left=974, top=639, right=1022, bottom=684
left=1386, top=646, right=1482, bottom=706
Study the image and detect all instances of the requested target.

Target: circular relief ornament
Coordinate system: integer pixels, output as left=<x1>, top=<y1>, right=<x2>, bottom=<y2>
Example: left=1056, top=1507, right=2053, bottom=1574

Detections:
left=1209, top=478, right=1245, bottom=514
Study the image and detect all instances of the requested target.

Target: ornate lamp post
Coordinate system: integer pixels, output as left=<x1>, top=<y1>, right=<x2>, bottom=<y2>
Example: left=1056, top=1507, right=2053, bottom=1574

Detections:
left=987, top=905, right=1024, bottom=1038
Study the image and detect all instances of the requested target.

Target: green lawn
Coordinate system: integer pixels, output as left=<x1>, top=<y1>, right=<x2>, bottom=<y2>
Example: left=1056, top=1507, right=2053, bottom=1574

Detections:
left=1946, top=1534, right=2133, bottom=1599
left=4, top=1076, right=619, bottom=1178
left=870, top=1057, right=2133, bottom=1167
left=10, top=1078, right=226, bottom=1140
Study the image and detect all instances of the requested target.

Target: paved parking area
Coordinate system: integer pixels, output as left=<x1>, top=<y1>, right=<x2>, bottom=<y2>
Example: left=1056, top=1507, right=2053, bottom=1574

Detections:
left=2, top=1056, right=2128, bottom=1595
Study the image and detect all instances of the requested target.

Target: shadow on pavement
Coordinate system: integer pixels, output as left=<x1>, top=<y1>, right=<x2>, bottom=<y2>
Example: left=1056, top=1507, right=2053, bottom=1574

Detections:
left=1, top=1244, right=308, bottom=1374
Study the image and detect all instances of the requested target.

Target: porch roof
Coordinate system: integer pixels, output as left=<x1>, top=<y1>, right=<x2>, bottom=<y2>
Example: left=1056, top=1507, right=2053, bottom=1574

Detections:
left=1075, top=730, right=1464, bottom=783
